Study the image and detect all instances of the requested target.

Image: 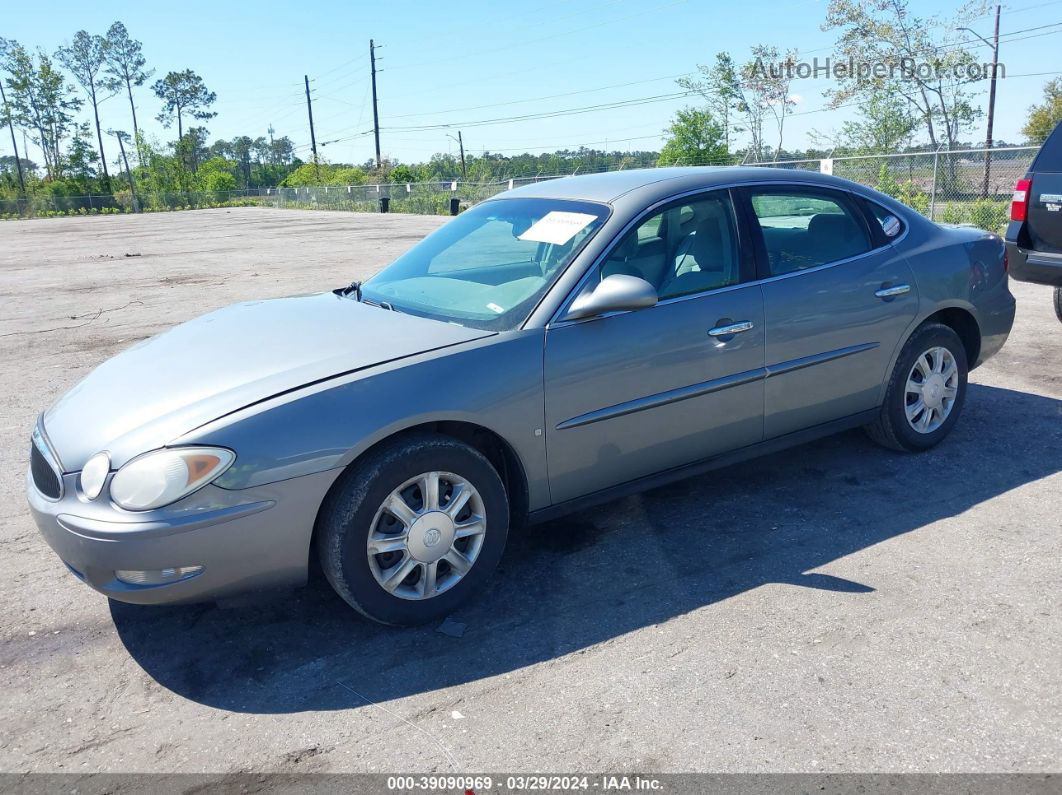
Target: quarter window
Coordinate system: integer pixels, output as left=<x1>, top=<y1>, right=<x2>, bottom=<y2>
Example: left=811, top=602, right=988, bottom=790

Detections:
left=749, top=189, right=871, bottom=276
left=866, top=200, right=906, bottom=238
left=601, top=192, right=741, bottom=300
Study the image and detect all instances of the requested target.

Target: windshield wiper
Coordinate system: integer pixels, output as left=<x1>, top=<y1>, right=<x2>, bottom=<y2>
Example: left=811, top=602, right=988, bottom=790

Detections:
left=339, top=280, right=401, bottom=312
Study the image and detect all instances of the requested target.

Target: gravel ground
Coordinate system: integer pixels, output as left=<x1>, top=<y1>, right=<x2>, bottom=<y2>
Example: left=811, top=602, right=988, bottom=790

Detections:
left=0, top=208, right=1059, bottom=774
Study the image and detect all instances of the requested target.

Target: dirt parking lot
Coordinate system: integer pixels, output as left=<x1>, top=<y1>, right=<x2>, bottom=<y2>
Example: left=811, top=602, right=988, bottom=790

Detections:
left=0, top=208, right=1059, bottom=774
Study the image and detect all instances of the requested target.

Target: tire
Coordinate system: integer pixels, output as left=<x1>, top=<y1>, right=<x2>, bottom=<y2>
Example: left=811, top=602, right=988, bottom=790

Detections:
left=1054, top=287, right=1062, bottom=324
left=317, top=433, right=509, bottom=626
left=865, top=322, right=969, bottom=452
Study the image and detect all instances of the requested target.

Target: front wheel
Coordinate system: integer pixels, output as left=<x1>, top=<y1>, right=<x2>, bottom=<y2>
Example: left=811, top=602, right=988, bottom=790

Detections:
left=317, top=433, right=509, bottom=625
left=865, top=322, right=969, bottom=452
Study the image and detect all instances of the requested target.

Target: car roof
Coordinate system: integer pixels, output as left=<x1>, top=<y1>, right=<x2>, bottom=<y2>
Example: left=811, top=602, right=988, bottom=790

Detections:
left=499, top=166, right=863, bottom=204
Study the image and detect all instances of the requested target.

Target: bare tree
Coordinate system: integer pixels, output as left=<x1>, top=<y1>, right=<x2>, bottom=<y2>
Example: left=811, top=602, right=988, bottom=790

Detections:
left=745, top=45, right=799, bottom=160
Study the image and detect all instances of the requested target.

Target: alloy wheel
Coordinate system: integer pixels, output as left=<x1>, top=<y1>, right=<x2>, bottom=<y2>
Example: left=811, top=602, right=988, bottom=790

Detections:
left=904, top=346, right=959, bottom=434
left=366, top=471, right=486, bottom=600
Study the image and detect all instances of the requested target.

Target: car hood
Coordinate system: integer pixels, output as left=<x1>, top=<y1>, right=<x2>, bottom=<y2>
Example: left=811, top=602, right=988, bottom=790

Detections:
left=44, top=291, right=492, bottom=471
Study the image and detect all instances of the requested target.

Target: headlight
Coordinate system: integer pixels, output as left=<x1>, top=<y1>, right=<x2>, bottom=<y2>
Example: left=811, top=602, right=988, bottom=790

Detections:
left=110, top=447, right=235, bottom=511
left=80, top=452, right=110, bottom=500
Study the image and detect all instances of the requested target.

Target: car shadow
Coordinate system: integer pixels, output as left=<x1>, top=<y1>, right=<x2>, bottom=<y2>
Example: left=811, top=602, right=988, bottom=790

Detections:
left=111, top=383, right=1062, bottom=713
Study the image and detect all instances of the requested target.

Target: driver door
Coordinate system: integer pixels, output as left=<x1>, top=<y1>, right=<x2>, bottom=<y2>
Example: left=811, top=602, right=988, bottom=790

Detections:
left=543, top=190, right=766, bottom=504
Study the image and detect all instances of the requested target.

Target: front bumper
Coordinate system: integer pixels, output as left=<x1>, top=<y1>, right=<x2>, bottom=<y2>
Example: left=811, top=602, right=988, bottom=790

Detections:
left=26, top=466, right=341, bottom=605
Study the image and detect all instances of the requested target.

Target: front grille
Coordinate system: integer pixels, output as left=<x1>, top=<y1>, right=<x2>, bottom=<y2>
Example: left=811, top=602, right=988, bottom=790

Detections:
left=31, top=441, right=62, bottom=499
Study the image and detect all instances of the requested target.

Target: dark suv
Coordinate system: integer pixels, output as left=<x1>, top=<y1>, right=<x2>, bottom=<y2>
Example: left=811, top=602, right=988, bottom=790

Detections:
left=1007, top=119, right=1062, bottom=322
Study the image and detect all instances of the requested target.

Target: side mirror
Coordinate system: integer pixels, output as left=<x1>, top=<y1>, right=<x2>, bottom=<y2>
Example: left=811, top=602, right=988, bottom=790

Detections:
left=564, top=274, right=658, bottom=321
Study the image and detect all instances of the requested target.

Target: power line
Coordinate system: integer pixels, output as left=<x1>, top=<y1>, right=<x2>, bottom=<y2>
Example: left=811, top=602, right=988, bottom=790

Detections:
left=383, top=91, right=698, bottom=133
left=384, top=72, right=693, bottom=121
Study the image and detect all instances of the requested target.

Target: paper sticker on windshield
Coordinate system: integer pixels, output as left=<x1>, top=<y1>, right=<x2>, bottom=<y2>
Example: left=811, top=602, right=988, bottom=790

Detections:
left=518, top=211, right=597, bottom=245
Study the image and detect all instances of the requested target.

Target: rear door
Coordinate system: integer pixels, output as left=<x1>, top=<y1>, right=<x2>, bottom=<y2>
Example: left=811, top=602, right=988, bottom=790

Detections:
left=742, top=185, right=918, bottom=439
left=1026, top=123, right=1062, bottom=254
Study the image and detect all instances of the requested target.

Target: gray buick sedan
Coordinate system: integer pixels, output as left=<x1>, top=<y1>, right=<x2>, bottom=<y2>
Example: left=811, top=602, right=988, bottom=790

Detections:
left=27, top=168, right=1015, bottom=625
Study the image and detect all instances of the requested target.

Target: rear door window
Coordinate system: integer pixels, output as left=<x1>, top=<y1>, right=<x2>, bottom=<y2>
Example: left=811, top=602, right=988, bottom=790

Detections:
left=748, top=188, right=871, bottom=276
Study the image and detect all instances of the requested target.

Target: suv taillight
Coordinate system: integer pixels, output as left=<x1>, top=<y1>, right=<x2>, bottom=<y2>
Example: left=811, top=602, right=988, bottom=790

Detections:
left=1011, top=178, right=1031, bottom=221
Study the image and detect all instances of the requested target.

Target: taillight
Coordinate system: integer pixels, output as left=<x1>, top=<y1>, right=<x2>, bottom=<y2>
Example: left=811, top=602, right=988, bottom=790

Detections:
left=1011, top=178, right=1031, bottom=221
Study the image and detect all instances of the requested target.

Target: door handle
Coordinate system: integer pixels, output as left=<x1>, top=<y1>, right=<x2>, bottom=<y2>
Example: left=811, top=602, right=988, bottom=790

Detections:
left=708, top=320, right=754, bottom=337
left=875, top=284, right=911, bottom=299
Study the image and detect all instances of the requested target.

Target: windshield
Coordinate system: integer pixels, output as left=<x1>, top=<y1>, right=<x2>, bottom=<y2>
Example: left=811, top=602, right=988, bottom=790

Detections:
left=362, top=197, right=609, bottom=330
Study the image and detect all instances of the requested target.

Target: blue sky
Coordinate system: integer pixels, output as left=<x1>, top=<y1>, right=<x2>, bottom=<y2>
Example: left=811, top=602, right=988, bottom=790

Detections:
left=3, top=0, right=1058, bottom=168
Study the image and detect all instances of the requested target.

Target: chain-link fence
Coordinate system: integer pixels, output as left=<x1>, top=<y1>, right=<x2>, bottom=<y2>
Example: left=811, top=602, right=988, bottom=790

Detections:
left=0, top=188, right=273, bottom=219
left=270, top=176, right=570, bottom=215
left=750, top=145, right=1036, bottom=233
left=0, top=146, right=1039, bottom=232
left=271, top=146, right=1037, bottom=234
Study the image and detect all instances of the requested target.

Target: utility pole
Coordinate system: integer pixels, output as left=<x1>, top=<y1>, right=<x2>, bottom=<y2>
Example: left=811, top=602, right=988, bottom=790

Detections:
left=304, top=74, right=319, bottom=179
left=983, top=5, right=1001, bottom=199
left=959, top=6, right=1001, bottom=198
left=0, top=82, right=25, bottom=193
left=111, top=130, right=140, bottom=212
left=447, top=131, right=467, bottom=179
left=370, top=39, right=382, bottom=170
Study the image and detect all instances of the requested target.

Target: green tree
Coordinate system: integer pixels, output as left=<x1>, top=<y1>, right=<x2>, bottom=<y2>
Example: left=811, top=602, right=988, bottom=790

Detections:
left=177, top=126, right=210, bottom=172
left=1, top=42, right=82, bottom=178
left=56, top=31, right=112, bottom=188
left=657, top=107, right=728, bottom=166
left=679, top=52, right=744, bottom=152
left=1023, top=78, right=1062, bottom=144
left=389, top=163, right=415, bottom=184
left=196, top=156, right=237, bottom=197
left=66, top=121, right=99, bottom=183
left=266, top=130, right=295, bottom=165
left=231, top=135, right=255, bottom=187
left=102, top=22, right=153, bottom=156
left=152, top=69, right=216, bottom=141
left=823, top=0, right=984, bottom=152
left=841, top=91, right=918, bottom=152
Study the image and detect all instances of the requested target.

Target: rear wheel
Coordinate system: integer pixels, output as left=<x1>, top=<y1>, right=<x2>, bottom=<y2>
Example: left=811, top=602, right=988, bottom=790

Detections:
left=1054, top=287, right=1062, bottom=323
left=317, top=433, right=509, bottom=625
left=865, top=322, right=968, bottom=452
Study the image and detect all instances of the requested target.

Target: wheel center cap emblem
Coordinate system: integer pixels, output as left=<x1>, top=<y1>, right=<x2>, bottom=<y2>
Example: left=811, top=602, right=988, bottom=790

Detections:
left=407, top=511, right=455, bottom=563
left=924, top=375, right=945, bottom=407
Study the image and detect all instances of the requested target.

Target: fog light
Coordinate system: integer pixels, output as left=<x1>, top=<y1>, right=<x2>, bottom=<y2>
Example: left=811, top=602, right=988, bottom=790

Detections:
left=115, top=566, right=203, bottom=585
